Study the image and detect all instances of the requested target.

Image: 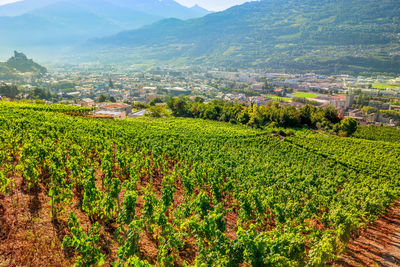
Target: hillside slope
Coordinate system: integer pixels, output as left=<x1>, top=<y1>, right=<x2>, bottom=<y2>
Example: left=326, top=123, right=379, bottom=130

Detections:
left=0, top=51, right=47, bottom=80
left=90, top=0, right=400, bottom=74
left=0, top=102, right=400, bottom=265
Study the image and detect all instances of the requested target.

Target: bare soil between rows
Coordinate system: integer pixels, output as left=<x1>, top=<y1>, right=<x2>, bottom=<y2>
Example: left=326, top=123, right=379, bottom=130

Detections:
left=336, top=202, right=400, bottom=267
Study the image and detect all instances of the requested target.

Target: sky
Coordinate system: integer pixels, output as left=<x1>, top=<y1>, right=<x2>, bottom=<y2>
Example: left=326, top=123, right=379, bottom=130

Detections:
left=0, top=0, right=17, bottom=5
left=175, top=0, right=255, bottom=11
left=0, top=0, right=255, bottom=11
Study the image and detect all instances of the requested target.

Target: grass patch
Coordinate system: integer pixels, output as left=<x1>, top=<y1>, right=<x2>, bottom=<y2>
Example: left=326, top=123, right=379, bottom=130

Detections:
left=372, top=83, right=400, bottom=90
left=291, top=92, right=320, bottom=98
left=266, top=95, right=292, bottom=102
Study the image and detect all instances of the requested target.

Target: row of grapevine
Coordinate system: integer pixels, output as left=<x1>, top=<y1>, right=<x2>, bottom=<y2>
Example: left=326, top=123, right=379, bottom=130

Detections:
left=354, top=125, right=400, bottom=143
left=1, top=101, right=399, bottom=266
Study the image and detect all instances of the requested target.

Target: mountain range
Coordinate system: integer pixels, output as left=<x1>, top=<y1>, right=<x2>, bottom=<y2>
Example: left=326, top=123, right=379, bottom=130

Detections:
left=1, top=0, right=399, bottom=75
left=87, top=0, right=400, bottom=75
left=0, top=0, right=210, bottom=54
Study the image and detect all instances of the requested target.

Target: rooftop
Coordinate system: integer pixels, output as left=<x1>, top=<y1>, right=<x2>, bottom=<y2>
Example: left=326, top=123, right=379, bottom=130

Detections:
left=102, top=103, right=130, bottom=109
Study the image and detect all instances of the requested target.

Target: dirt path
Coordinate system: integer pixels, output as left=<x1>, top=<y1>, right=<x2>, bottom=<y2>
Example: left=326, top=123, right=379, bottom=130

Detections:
left=336, top=202, right=400, bottom=266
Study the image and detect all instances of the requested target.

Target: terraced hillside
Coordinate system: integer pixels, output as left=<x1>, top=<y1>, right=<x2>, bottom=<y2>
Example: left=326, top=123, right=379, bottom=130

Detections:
left=0, top=102, right=399, bottom=266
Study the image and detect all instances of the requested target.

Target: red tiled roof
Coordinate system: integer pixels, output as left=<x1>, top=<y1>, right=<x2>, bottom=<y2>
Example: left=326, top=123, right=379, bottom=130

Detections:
left=103, top=104, right=129, bottom=108
left=331, top=95, right=346, bottom=101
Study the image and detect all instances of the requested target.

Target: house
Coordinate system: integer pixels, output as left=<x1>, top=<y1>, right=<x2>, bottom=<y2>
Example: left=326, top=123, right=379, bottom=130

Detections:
left=66, top=91, right=81, bottom=98
left=99, top=103, right=132, bottom=114
left=93, top=110, right=126, bottom=119
left=376, top=113, right=392, bottom=124
left=78, top=98, right=95, bottom=107
left=163, top=87, right=191, bottom=96
left=249, top=96, right=268, bottom=106
left=251, top=83, right=264, bottom=92
left=347, top=109, right=365, bottom=123
left=141, top=87, right=157, bottom=94
left=348, top=109, right=363, bottom=118
left=390, top=105, right=400, bottom=111
left=369, top=100, right=390, bottom=110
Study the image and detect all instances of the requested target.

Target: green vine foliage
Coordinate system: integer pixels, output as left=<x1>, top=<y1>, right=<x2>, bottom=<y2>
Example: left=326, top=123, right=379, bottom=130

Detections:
left=62, top=212, right=105, bottom=267
left=1, top=101, right=400, bottom=265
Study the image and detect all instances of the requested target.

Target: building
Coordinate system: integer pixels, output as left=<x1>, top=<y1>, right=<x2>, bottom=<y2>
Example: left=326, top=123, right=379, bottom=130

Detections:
left=249, top=96, right=268, bottom=106
left=345, top=94, right=354, bottom=109
left=320, top=94, right=353, bottom=111
left=141, top=87, right=157, bottom=94
left=66, top=91, right=81, bottom=98
left=99, top=103, right=132, bottom=114
left=93, top=110, right=126, bottom=119
left=347, top=109, right=366, bottom=124
left=251, top=83, right=264, bottom=92
left=78, top=98, right=95, bottom=107
left=390, top=105, right=400, bottom=111
left=369, top=100, right=390, bottom=110
left=163, top=87, right=191, bottom=96
left=129, top=110, right=147, bottom=117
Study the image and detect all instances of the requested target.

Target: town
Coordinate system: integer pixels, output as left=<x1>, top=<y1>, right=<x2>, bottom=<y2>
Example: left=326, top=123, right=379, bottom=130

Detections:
left=2, top=64, right=400, bottom=126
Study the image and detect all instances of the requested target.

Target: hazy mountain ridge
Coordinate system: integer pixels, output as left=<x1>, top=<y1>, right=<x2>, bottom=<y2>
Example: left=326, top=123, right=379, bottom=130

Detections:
left=0, top=0, right=210, bottom=18
left=0, top=0, right=210, bottom=54
left=89, top=0, right=400, bottom=74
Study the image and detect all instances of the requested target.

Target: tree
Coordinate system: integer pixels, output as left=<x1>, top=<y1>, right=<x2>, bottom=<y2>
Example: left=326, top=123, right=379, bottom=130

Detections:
left=340, top=117, right=358, bottom=136
left=167, top=97, right=190, bottom=117
left=299, top=104, right=314, bottom=127
left=109, top=96, right=116, bottom=103
left=149, top=98, right=163, bottom=106
left=237, top=110, right=250, bottom=124
left=361, top=106, right=378, bottom=114
left=194, top=97, right=205, bottom=103
left=133, top=101, right=147, bottom=109
left=0, top=84, right=19, bottom=98
left=146, top=106, right=165, bottom=118
left=98, top=94, right=107, bottom=103
left=33, top=87, right=51, bottom=100
left=324, top=106, right=341, bottom=124
left=264, top=79, right=274, bottom=93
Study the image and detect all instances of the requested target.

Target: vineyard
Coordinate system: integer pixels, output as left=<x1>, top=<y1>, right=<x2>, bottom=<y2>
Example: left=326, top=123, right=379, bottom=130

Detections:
left=0, top=102, right=400, bottom=266
left=354, top=125, right=400, bottom=144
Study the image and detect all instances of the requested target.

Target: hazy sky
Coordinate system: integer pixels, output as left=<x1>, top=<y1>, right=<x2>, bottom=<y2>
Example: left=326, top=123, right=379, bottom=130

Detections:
left=175, top=0, right=255, bottom=11
left=0, top=0, right=255, bottom=11
left=0, top=0, right=17, bottom=5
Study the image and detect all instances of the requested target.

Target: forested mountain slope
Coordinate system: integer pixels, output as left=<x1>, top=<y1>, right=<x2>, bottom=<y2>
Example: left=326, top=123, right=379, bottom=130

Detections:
left=91, top=0, right=400, bottom=74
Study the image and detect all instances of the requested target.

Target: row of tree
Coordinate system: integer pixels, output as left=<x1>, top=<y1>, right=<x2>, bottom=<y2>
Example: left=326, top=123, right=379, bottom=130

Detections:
left=0, top=84, right=52, bottom=100
left=167, top=97, right=358, bottom=135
